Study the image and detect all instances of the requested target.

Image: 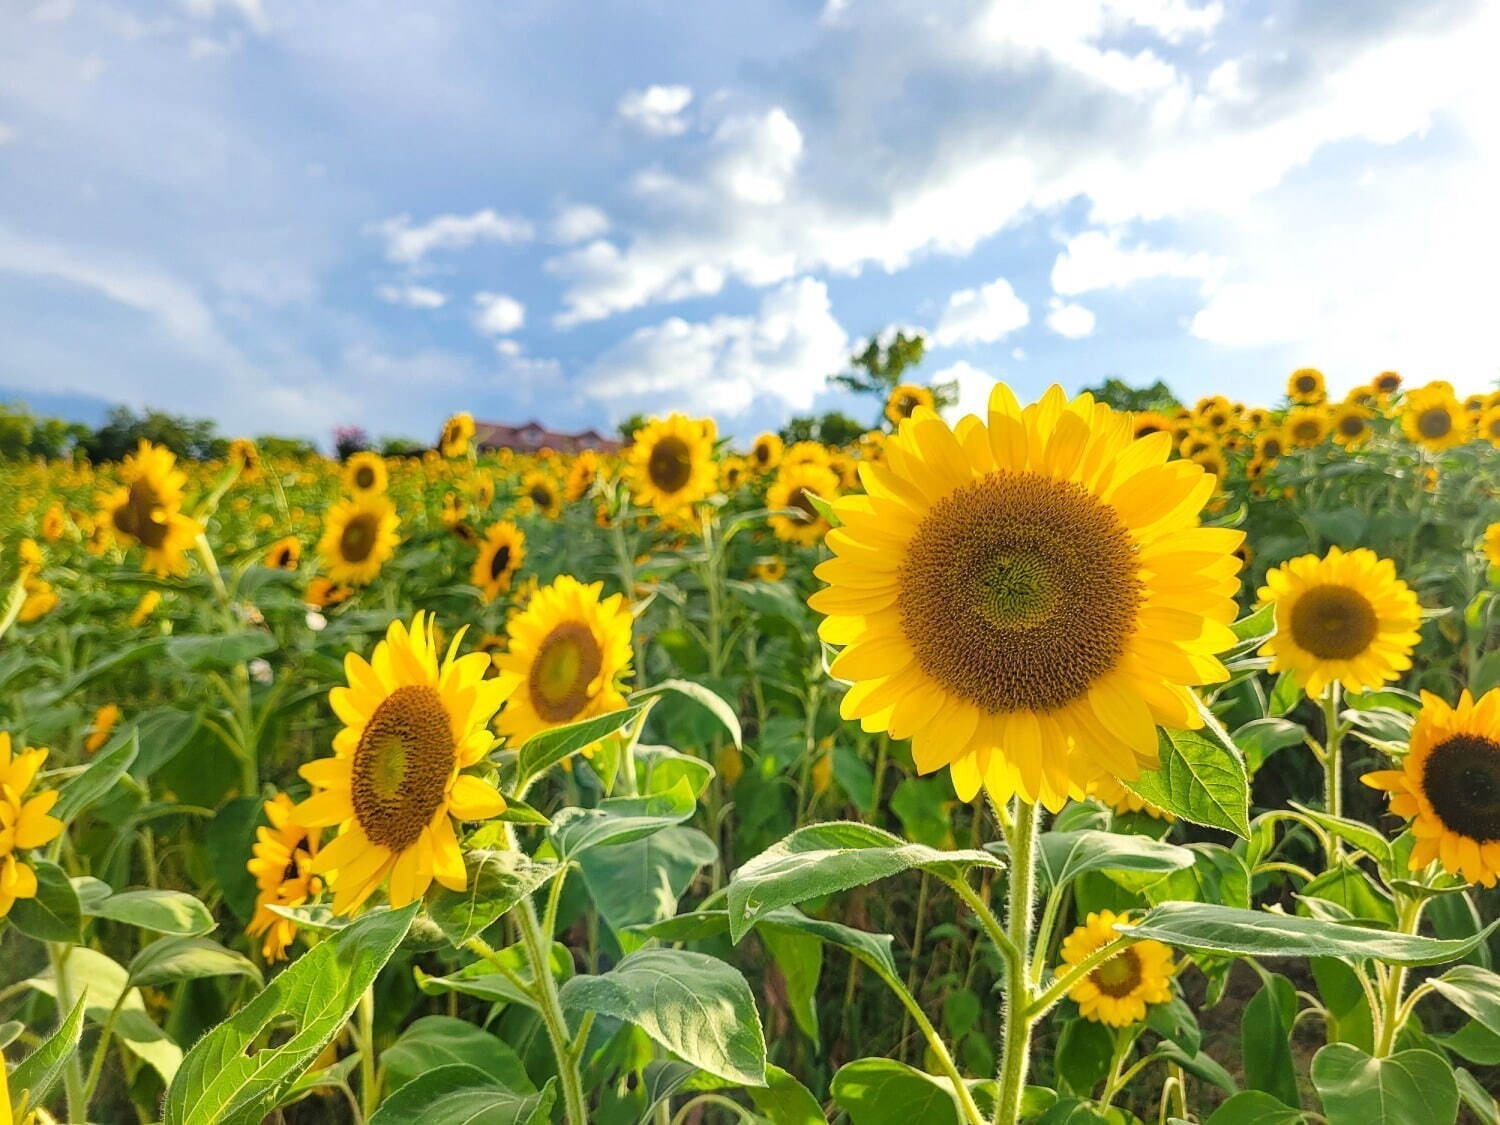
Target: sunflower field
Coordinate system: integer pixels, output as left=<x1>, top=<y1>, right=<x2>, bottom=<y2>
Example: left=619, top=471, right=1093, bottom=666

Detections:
left=2, top=372, right=1500, bottom=1125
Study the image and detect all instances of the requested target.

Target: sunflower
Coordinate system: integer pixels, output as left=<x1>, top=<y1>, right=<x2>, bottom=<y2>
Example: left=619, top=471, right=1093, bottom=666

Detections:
left=1363, top=689, right=1500, bottom=887
left=228, top=438, right=261, bottom=481
left=1189, top=447, right=1227, bottom=485
left=750, top=557, right=787, bottom=582
left=307, top=577, right=353, bottom=609
left=1330, top=403, right=1374, bottom=448
left=1284, top=407, right=1329, bottom=448
left=1287, top=367, right=1326, bottom=404
left=471, top=521, right=526, bottom=603
left=342, top=451, right=388, bottom=496
left=767, top=461, right=841, bottom=547
left=18, top=576, right=57, bottom=623
left=439, top=412, right=476, bottom=458
left=859, top=430, right=887, bottom=462
left=808, top=384, right=1243, bottom=809
left=1090, top=774, right=1174, bottom=822
left=440, top=491, right=467, bottom=529
left=783, top=441, right=831, bottom=470
left=1485, top=522, right=1500, bottom=569
left=518, top=470, right=562, bottom=519
left=0, top=733, right=65, bottom=919
left=565, top=451, right=604, bottom=501
left=1401, top=384, right=1465, bottom=452
left=885, top=383, right=935, bottom=426
left=719, top=456, right=750, bottom=491
left=318, top=494, right=400, bottom=586
left=129, top=590, right=161, bottom=627
left=1131, top=411, right=1172, bottom=440
left=1373, top=370, right=1403, bottom=397
left=1194, top=398, right=1233, bottom=433
left=99, top=440, right=203, bottom=578
left=472, top=471, right=496, bottom=511
left=85, top=703, right=121, bottom=753
left=1245, top=407, right=1270, bottom=430
left=627, top=415, right=718, bottom=515
left=246, top=793, right=323, bottom=961
left=290, top=613, right=510, bottom=915
left=1060, top=910, right=1176, bottom=1027
left=40, top=503, right=65, bottom=542
left=492, top=576, right=634, bottom=748
left=749, top=432, right=784, bottom=473
left=1254, top=432, right=1285, bottom=462
left=1477, top=406, right=1500, bottom=448
left=264, top=536, right=301, bottom=571
left=828, top=451, right=859, bottom=490
left=1257, top=547, right=1421, bottom=697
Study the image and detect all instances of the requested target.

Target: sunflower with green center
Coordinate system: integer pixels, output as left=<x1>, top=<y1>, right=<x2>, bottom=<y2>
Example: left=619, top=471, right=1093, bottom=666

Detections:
left=492, top=575, right=634, bottom=747
left=318, top=493, right=400, bottom=586
left=264, top=535, right=301, bottom=571
left=767, top=461, right=842, bottom=547
left=1330, top=402, right=1374, bottom=448
left=98, top=440, right=204, bottom=578
left=885, top=383, right=935, bottom=426
left=808, top=384, right=1243, bottom=809
left=0, top=732, right=65, bottom=919
left=342, top=451, right=388, bottom=496
left=471, top=521, right=526, bottom=603
left=246, top=793, right=322, bottom=961
left=1061, top=910, right=1176, bottom=1027
left=1287, top=367, right=1326, bottom=404
left=749, top=432, right=784, bottom=473
left=1283, top=407, right=1329, bottom=448
left=439, top=412, right=476, bottom=458
left=1364, top=689, right=1500, bottom=887
left=291, top=613, right=510, bottom=915
left=627, top=415, right=718, bottom=515
left=1257, top=547, right=1421, bottom=697
left=1401, top=383, right=1465, bottom=452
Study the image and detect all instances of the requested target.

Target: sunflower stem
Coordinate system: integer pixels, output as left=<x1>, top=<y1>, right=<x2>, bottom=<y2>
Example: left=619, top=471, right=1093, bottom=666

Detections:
left=993, top=799, right=1039, bottom=1125
left=356, top=985, right=379, bottom=1121
left=516, top=896, right=590, bottom=1124
left=1322, top=681, right=1344, bottom=864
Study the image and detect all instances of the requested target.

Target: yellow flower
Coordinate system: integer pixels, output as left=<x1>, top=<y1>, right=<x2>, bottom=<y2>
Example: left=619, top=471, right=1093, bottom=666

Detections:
left=783, top=441, right=831, bottom=470
left=627, top=415, right=718, bottom=515
left=767, top=461, right=841, bottom=547
left=1061, top=910, right=1176, bottom=1027
left=750, top=557, right=787, bottom=582
left=440, top=412, right=476, bottom=458
left=291, top=613, right=510, bottom=915
left=885, top=383, right=935, bottom=426
left=1284, top=407, right=1329, bottom=448
left=809, top=384, right=1242, bottom=809
left=1193, top=397, right=1233, bottom=433
left=1090, top=774, right=1174, bottom=822
left=1330, top=402, right=1374, bottom=448
left=0, top=733, right=65, bottom=919
left=1484, top=522, right=1500, bottom=570
left=440, top=491, right=467, bottom=529
left=565, top=451, right=604, bottom=502
left=85, top=704, right=121, bottom=754
left=1254, top=432, right=1284, bottom=462
left=129, top=590, right=161, bottom=627
left=1373, top=370, right=1402, bottom=398
left=40, top=503, right=65, bottom=542
left=228, top=438, right=261, bottom=481
left=1477, top=406, right=1500, bottom=448
left=749, top=432, right=784, bottom=473
left=1363, top=689, right=1500, bottom=888
left=1257, top=547, right=1421, bottom=697
left=472, top=471, right=496, bottom=511
left=306, top=577, right=353, bottom=609
left=98, top=440, right=204, bottom=578
left=246, top=794, right=323, bottom=961
left=493, top=576, right=633, bottom=749
left=1401, top=383, right=1465, bottom=452
left=317, top=494, right=400, bottom=586
left=18, top=538, right=42, bottom=573
left=342, top=451, right=388, bottom=496
left=1287, top=368, right=1325, bottom=404
left=264, top=536, right=301, bottom=571
left=1130, top=411, right=1172, bottom=440
left=18, top=577, right=57, bottom=623
left=471, top=521, right=526, bottom=603
left=719, top=456, right=750, bottom=491
left=859, top=430, right=887, bottom=462
left=518, top=470, right=562, bottom=519
left=716, top=746, right=745, bottom=788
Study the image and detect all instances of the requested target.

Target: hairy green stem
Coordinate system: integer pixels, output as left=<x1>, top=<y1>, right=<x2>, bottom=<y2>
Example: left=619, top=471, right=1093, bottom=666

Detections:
left=993, top=800, right=1038, bottom=1125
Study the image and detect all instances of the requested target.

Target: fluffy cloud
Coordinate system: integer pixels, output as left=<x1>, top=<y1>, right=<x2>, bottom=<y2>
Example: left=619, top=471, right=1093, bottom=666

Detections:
left=372, top=209, right=533, bottom=267
left=1051, top=230, right=1220, bottom=295
left=472, top=291, right=525, bottom=335
left=1045, top=299, right=1096, bottom=339
left=932, top=278, right=1030, bottom=347
left=617, top=84, right=694, bottom=136
left=551, top=204, right=610, bottom=244
left=933, top=360, right=999, bottom=422
left=376, top=283, right=446, bottom=309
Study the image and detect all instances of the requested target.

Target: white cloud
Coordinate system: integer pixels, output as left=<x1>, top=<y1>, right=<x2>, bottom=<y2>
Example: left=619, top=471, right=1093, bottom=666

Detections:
left=376, top=283, right=447, bottom=309
left=712, top=108, right=803, bottom=205
left=617, top=84, right=694, bottom=136
left=472, top=291, right=525, bottom=335
left=1051, top=229, right=1221, bottom=295
left=933, top=278, right=1030, bottom=347
left=182, top=0, right=267, bottom=33
left=551, top=204, right=610, bottom=244
left=0, top=123, right=15, bottom=145
left=1045, top=298, right=1096, bottom=339
left=933, top=360, right=998, bottom=422
left=581, top=277, right=847, bottom=416
left=371, top=209, right=533, bottom=267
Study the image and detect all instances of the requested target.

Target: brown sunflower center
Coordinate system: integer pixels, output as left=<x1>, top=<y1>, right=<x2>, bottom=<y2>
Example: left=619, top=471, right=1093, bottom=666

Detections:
left=1487, top=416, right=1500, bottom=439
left=530, top=484, right=554, bottom=508
left=1261, top=438, right=1284, bottom=458
left=339, top=513, right=378, bottom=563
left=898, top=472, right=1142, bottom=714
left=529, top=621, right=604, bottom=722
left=1295, top=374, right=1319, bottom=395
left=1090, top=947, right=1144, bottom=998
left=1338, top=415, right=1367, bottom=437
left=114, top=480, right=172, bottom=550
left=1288, top=584, right=1378, bottom=660
left=354, top=464, right=376, bottom=490
left=1293, top=420, right=1321, bottom=442
left=1422, top=734, right=1500, bottom=843
left=1376, top=374, right=1400, bottom=392
left=647, top=436, right=694, bottom=494
left=1418, top=408, right=1452, bottom=438
left=489, top=544, right=512, bottom=581
left=350, top=684, right=454, bottom=850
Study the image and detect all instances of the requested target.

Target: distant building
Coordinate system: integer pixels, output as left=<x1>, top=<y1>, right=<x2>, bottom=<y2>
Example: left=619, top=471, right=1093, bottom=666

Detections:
left=472, top=420, right=622, bottom=454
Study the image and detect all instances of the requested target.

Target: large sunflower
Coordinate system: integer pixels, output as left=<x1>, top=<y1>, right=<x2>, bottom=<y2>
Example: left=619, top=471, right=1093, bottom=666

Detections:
left=1257, top=547, right=1421, bottom=697
left=318, top=494, right=400, bottom=586
left=246, top=793, right=322, bottom=961
left=99, top=440, right=203, bottom=578
left=1060, top=910, right=1176, bottom=1027
left=1283, top=407, right=1329, bottom=448
left=471, top=521, right=526, bottom=603
left=291, top=613, right=510, bottom=915
left=493, top=576, right=634, bottom=748
left=1401, top=384, right=1465, bottom=452
left=1363, top=689, right=1500, bottom=888
left=342, top=451, right=388, bottom=496
left=808, top=385, right=1243, bottom=809
left=885, top=383, right=935, bottom=426
left=1287, top=367, right=1326, bottom=404
left=439, top=412, right=476, bottom=458
left=767, top=461, right=841, bottom=547
left=627, top=415, right=718, bottom=514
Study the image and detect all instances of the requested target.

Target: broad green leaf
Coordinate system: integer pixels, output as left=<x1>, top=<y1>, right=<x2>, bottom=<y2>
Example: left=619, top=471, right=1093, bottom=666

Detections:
left=831, top=1058, right=992, bottom=1125
left=1122, top=728, right=1250, bottom=838
left=1269, top=672, right=1301, bottom=717
left=1123, top=902, right=1498, bottom=966
left=636, top=743, right=715, bottom=800
left=7, top=861, right=81, bottom=943
left=763, top=926, right=822, bottom=1047
left=206, top=795, right=262, bottom=923
left=1242, top=974, right=1298, bottom=1106
left=129, top=707, right=203, bottom=780
left=1205, top=1091, right=1306, bottom=1124
left=640, top=905, right=900, bottom=980
left=415, top=941, right=572, bottom=1013
left=166, top=632, right=277, bottom=670
left=548, top=780, right=698, bottom=860
left=1154, top=1042, right=1237, bottom=1094
left=1436, top=1021, right=1500, bottom=1064
left=1145, top=993, right=1202, bottom=1056
left=1036, top=830, right=1194, bottom=890
left=1429, top=964, right=1500, bottom=1027
left=52, top=732, right=138, bottom=825
left=128, top=936, right=262, bottom=989
left=382, top=1017, right=534, bottom=1094
left=748, top=1065, right=827, bottom=1125
left=1229, top=602, right=1276, bottom=651
left=1234, top=718, right=1305, bottom=774
left=31, top=636, right=169, bottom=706
left=162, top=903, right=416, bottom=1124
left=1310, top=1044, right=1457, bottom=1125
left=1055, top=1017, right=1115, bottom=1096
left=1311, top=958, right=1375, bottom=1053
left=515, top=702, right=649, bottom=783
left=1456, top=1067, right=1499, bottom=1125
left=557, top=948, right=767, bottom=1086
left=368, top=1066, right=555, bottom=1125
left=577, top=825, right=716, bottom=934
left=425, top=849, right=561, bottom=947
left=90, top=888, right=215, bottom=936
left=633, top=679, right=742, bottom=747
left=1298, top=864, right=1396, bottom=927
left=727, top=821, right=1002, bottom=942
left=1289, top=804, right=1393, bottom=868
left=5, top=996, right=86, bottom=1119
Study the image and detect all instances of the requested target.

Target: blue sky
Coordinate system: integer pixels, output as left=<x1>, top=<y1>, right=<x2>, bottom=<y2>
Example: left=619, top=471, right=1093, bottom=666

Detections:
left=2, top=0, right=1497, bottom=446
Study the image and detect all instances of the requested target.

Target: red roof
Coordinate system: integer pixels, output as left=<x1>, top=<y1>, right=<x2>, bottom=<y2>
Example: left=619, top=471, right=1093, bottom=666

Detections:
left=471, top=420, right=622, bottom=454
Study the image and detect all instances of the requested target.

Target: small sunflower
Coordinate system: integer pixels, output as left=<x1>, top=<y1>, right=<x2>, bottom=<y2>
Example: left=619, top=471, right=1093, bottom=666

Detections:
left=518, top=471, right=562, bottom=519
left=767, top=461, right=841, bottom=547
left=342, top=451, right=388, bottom=496
left=471, top=521, right=526, bottom=603
left=246, top=793, right=323, bottom=961
left=627, top=415, right=718, bottom=515
left=749, top=432, right=784, bottom=473
left=885, top=383, right=935, bottom=426
left=129, top=590, right=161, bottom=627
left=750, top=557, right=787, bottom=582
left=1130, top=411, right=1172, bottom=440
left=1401, top=384, right=1465, bottom=452
left=264, top=536, right=302, bottom=571
left=1484, top=522, right=1500, bottom=569
left=783, top=441, right=831, bottom=470
left=1258, top=547, right=1422, bottom=697
left=565, top=451, right=604, bottom=502
left=859, top=430, right=887, bottom=462
left=1284, top=407, right=1329, bottom=448
left=1363, top=689, right=1500, bottom=888
left=40, top=503, right=65, bottom=542
left=1287, top=367, right=1326, bottom=404
left=1254, top=432, right=1284, bottom=462
left=1477, top=406, right=1500, bottom=448
left=1194, top=397, right=1233, bottom=433
left=1189, top=447, right=1227, bottom=486
left=318, top=494, right=400, bottom=586
left=1330, top=403, right=1374, bottom=448
left=719, top=456, right=750, bottom=492
left=99, top=440, right=204, bottom=578
left=472, top=471, right=496, bottom=511
left=440, top=412, right=476, bottom=458
left=493, top=576, right=634, bottom=748
left=1373, top=370, right=1403, bottom=397
left=85, top=703, right=121, bottom=754
left=307, top=577, right=353, bottom=609
left=291, top=613, right=510, bottom=915
left=1061, top=910, right=1176, bottom=1027
left=228, top=438, right=261, bottom=481
left=0, top=733, right=65, bottom=919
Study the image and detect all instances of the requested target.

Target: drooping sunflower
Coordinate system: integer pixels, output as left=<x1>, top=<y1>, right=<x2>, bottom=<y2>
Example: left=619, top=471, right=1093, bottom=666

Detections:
left=767, top=461, right=842, bottom=547
left=1283, top=407, right=1329, bottom=448
left=0, top=733, right=64, bottom=919
left=246, top=793, right=323, bottom=961
left=318, top=494, right=400, bottom=586
left=264, top=535, right=301, bottom=571
left=518, top=470, right=562, bottom=519
left=1090, top=774, right=1174, bottom=822
left=808, top=384, right=1243, bottom=809
left=291, top=613, right=510, bottom=915
left=228, top=438, right=261, bottom=481
left=885, top=383, right=935, bottom=426
left=1401, top=383, right=1465, bottom=452
left=471, top=521, right=526, bottom=603
left=1484, top=522, right=1500, bottom=569
left=342, top=451, right=388, bottom=496
left=99, top=440, right=204, bottom=578
left=1130, top=411, right=1172, bottom=440
left=749, top=432, right=784, bottom=473
left=1330, top=403, right=1374, bottom=448
left=1060, top=910, right=1176, bottom=1027
left=1257, top=547, right=1422, bottom=697
left=627, top=415, right=718, bottom=515
left=565, top=450, right=604, bottom=502
left=1363, top=689, right=1500, bottom=888
left=439, top=412, right=476, bottom=458
left=492, top=576, right=634, bottom=748
left=85, top=703, right=121, bottom=753
left=1287, top=367, right=1326, bottom=404
left=1373, top=370, right=1403, bottom=398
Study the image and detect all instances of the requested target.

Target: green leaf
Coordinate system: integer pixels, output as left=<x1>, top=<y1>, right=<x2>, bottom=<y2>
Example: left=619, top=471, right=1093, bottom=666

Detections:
left=5, top=996, right=86, bottom=1119
left=1055, top=1017, right=1115, bottom=1096
left=1429, top=964, right=1500, bottom=1027
left=1311, top=1044, right=1457, bottom=1125
left=515, top=702, right=649, bottom=783
left=368, top=1065, right=555, bottom=1125
left=557, top=947, right=767, bottom=1086
left=206, top=796, right=263, bottom=923
left=128, top=937, right=262, bottom=989
left=763, top=926, right=823, bottom=1047
left=727, top=821, right=1002, bottom=942
left=1242, top=974, right=1299, bottom=1106
left=1269, top=672, right=1301, bottom=717
left=1289, top=804, right=1393, bottom=868
left=166, top=632, right=277, bottom=670
left=1205, top=1091, right=1306, bottom=1124
left=1234, top=718, right=1305, bottom=774
left=1036, top=830, right=1194, bottom=890
left=635, top=743, right=715, bottom=801
left=748, top=1065, right=827, bottom=1125
left=1435, top=1021, right=1500, bottom=1064
left=547, top=780, right=699, bottom=860
left=577, top=825, right=717, bottom=934
left=52, top=732, right=138, bottom=825
left=7, top=861, right=82, bottom=942
left=382, top=1017, right=534, bottom=1094
left=129, top=707, right=203, bottom=780
left=415, top=941, right=572, bottom=1013
left=162, top=903, right=416, bottom=1124
left=831, top=1058, right=991, bottom=1125
left=1122, top=728, right=1250, bottom=838
left=1456, top=1067, right=1499, bottom=1125
left=641, top=905, right=901, bottom=981
left=1299, top=864, right=1396, bottom=927
left=633, top=679, right=742, bottom=747
left=1122, top=903, right=1497, bottom=966
left=90, top=888, right=215, bottom=936
left=1311, top=958, right=1375, bottom=1053
left=425, top=849, right=561, bottom=947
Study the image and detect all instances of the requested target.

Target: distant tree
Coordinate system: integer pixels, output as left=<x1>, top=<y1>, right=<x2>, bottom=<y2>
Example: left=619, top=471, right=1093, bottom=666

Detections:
left=616, top=414, right=648, bottom=443
left=333, top=426, right=371, bottom=462
left=1, top=401, right=95, bottom=460
left=257, top=435, right=319, bottom=459
left=827, top=331, right=956, bottom=426
left=779, top=410, right=866, bottom=447
left=1080, top=378, right=1180, bottom=414
left=80, top=406, right=226, bottom=462
left=379, top=436, right=427, bottom=458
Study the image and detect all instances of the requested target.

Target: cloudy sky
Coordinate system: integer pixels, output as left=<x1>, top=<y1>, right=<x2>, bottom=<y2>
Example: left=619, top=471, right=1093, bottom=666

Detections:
left=2, top=0, right=1497, bottom=444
